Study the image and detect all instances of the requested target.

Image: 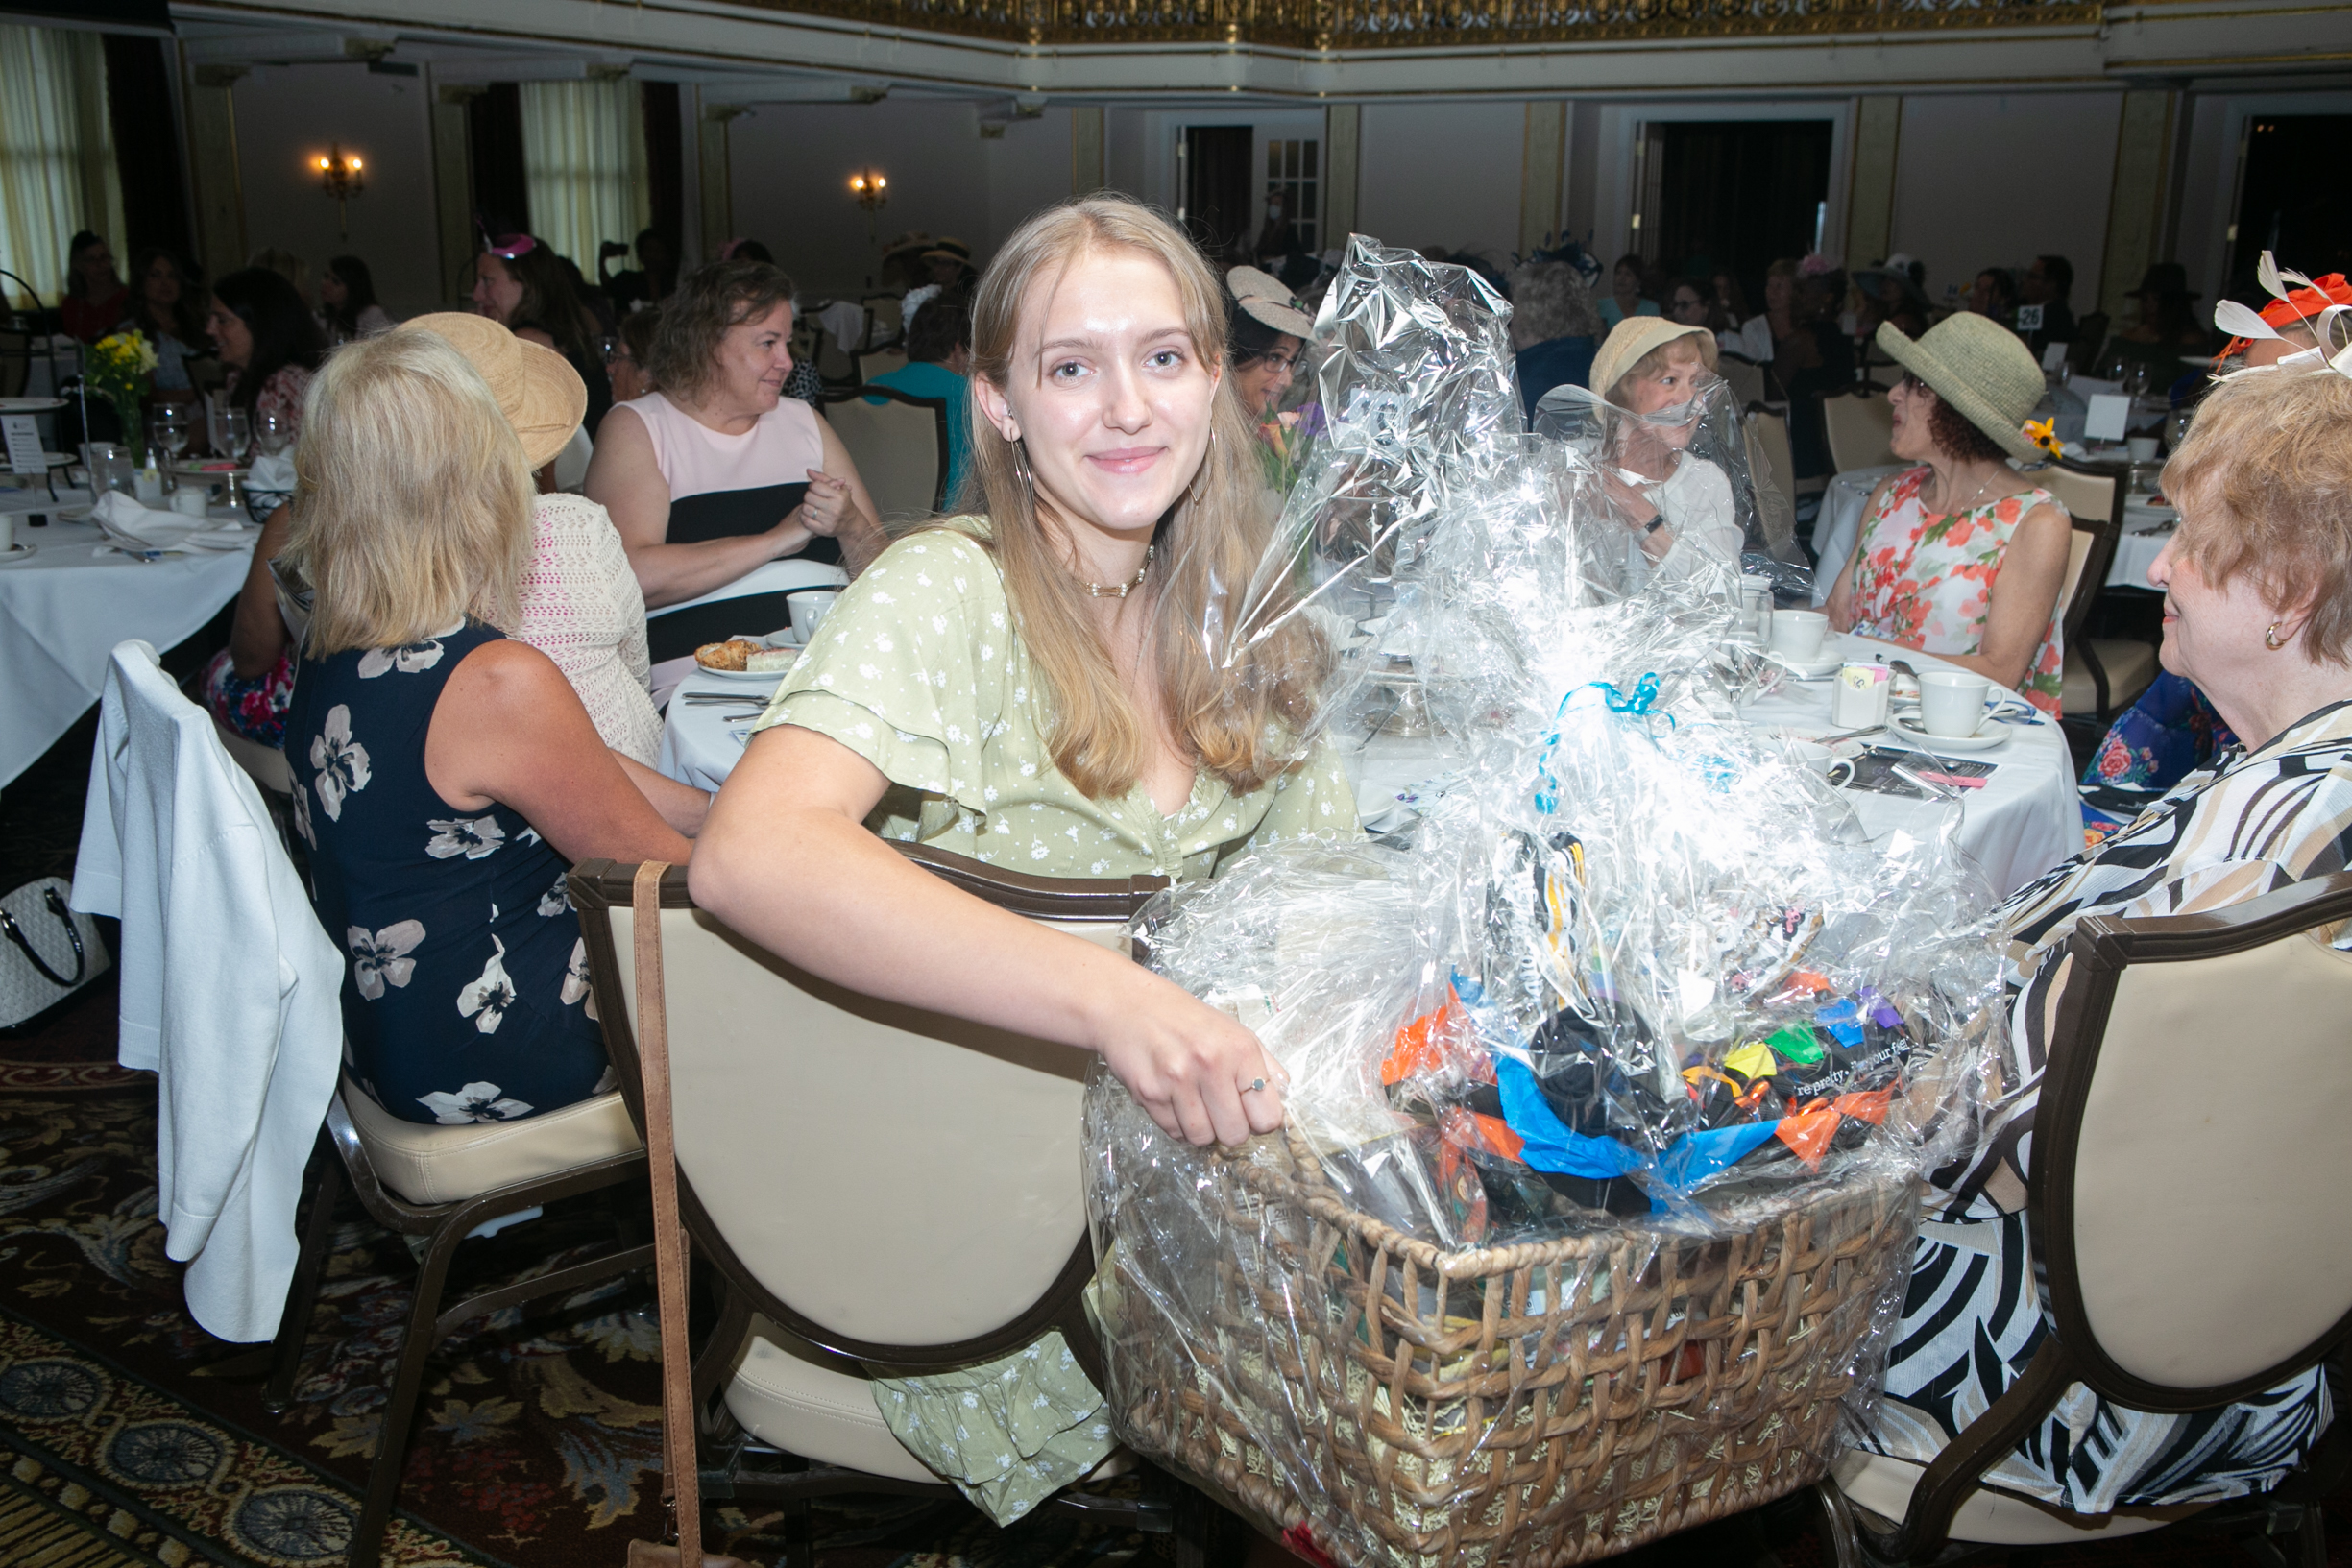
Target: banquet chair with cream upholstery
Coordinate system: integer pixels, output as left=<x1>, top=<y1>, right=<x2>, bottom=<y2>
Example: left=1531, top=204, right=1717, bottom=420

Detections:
left=2045, top=460, right=2156, bottom=721
left=862, top=295, right=903, bottom=348
left=820, top=385, right=949, bottom=526
left=1714, top=352, right=1767, bottom=410
left=1818, top=871, right=2352, bottom=1567
left=570, top=851, right=1245, bottom=1567
left=851, top=345, right=909, bottom=385
left=264, top=1082, right=651, bottom=1568
left=1822, top=389, right=1898, bottom=474
left=1746, top=405, right=1799, bottom=534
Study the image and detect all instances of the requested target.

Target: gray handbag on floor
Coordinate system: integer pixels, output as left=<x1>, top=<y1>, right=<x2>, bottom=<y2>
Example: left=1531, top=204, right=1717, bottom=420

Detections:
left=0, top=878, right=110, bottom=1032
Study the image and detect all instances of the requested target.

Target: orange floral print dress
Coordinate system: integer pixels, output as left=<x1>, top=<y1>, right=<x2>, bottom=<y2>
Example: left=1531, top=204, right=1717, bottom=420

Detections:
left=1848, top=467, right=2066, bottom=716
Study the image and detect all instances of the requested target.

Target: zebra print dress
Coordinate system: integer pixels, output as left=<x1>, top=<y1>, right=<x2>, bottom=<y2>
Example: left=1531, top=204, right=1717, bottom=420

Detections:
left=1857, top=697, right=2352, bottom=1512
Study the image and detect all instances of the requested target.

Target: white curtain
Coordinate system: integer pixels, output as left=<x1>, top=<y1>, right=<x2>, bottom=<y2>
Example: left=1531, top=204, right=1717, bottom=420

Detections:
left=520, top=79, right=649, bottom=275
left=0, top=24, right=124, bottom=311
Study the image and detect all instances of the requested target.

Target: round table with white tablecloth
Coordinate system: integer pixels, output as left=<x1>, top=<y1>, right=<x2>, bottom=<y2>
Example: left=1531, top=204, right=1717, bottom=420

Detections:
left=2104, top=495, right=2176, bottom=591
left=661, top=629, right=2084, bottom=900
left=0, top=487, right=259, bottom=787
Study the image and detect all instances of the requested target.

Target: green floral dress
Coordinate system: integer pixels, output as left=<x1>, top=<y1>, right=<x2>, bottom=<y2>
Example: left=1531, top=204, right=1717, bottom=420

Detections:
left=752, top=521, right=1357, bottom=1522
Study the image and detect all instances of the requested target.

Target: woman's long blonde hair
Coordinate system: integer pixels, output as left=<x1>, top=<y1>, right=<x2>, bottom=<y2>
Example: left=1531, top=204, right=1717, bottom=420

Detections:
left=282, top=331, right=533, bottom=657
left=949, top=196, right=1325, bottom=800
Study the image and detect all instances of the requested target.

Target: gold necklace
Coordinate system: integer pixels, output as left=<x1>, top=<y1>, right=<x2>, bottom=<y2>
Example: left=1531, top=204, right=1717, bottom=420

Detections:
left=1934, top=468, right=2004, bottom=516
left=1080, top=545, right=1152, bottom=599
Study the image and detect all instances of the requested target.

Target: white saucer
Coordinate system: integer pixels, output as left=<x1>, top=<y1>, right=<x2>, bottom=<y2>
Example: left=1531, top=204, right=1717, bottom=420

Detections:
left=0, top=543, right=37, bottom=566
left=1773, top=653, right=1843, bottom=680
left=0, top=397, right=66, bottom=413
left=1890, top=714, right=2009, bottom=754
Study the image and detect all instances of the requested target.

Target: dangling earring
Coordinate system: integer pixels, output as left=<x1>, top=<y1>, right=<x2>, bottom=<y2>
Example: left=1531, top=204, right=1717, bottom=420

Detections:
left=1008, top=438, right=1035, bottom=497
left=2266, top=622, right=2287, bottom=650
left=1182, top=427, right=1219, bottom=511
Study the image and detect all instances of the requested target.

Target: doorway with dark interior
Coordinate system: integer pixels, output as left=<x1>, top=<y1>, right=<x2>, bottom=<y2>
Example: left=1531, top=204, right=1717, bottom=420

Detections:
left=1650, top=119, right=1834, bottom=319
left=2226, top=114, right=2352, bottom=303
left=1179, top=125, right=1254, bottom=266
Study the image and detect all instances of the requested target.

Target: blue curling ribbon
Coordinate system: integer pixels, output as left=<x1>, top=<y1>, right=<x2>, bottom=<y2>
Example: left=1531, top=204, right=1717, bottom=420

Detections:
left=1533, top=673, right=1674, bottom=814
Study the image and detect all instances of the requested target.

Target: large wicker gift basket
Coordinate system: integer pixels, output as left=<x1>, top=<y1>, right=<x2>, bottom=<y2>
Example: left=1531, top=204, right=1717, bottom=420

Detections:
left=1082, top=240, right=2002, bottom=1566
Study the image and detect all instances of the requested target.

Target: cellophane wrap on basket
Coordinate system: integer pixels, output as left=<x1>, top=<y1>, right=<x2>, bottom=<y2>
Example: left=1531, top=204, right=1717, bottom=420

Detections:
left=1084, top=238, right=2005, bottom=1567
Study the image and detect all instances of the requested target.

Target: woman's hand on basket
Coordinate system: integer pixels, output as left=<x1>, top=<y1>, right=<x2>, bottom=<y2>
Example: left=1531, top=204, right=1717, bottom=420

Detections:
left=1093, top=969, right=1287, bottom=1147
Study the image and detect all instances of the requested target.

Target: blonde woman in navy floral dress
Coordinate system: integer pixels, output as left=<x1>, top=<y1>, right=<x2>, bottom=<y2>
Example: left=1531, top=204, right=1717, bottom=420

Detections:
left=280, top=331, right=692, bottom=1126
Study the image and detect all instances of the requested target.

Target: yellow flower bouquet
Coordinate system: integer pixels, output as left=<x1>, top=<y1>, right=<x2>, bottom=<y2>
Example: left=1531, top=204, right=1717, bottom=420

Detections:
left=85, top=331, right=158, bottom=463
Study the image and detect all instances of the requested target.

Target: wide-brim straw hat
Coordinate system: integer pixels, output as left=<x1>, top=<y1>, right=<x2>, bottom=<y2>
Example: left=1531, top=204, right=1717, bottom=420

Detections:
left=1873, top=313, right=2046, bottom=465
left=394, top=312, right=586, bottom=470
left=1225, top=265, right=1316, bottom=339
left=920, top=238, right=973, bottom=263
left=1589, top=317, right=1719, bottom=402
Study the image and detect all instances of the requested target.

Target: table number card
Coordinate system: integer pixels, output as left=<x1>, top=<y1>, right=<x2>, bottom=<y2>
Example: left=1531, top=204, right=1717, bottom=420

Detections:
left=2015, top=304, right=2045, bottom=333
left=2, top=415, right=40, bottom=476
left=2083, top=394, right=2133, bottom=444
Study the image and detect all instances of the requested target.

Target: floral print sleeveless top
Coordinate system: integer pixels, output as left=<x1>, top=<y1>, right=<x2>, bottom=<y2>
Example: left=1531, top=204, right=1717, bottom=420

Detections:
left=1849, top=466, right=2066, bottom=716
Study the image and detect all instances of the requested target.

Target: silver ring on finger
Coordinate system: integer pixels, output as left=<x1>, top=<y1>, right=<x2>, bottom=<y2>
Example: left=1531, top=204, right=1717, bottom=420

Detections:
left=1246, top=1077, right=1267, bottom=1093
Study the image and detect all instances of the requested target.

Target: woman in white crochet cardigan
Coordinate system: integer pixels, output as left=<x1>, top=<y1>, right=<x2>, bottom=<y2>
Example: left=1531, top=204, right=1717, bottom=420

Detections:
left=208, top=314, right=707, bottom=832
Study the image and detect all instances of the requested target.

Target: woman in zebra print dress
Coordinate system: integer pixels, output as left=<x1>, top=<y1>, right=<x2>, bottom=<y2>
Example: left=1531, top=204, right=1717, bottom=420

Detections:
left=1856, top=360, right=2352, bottom=1511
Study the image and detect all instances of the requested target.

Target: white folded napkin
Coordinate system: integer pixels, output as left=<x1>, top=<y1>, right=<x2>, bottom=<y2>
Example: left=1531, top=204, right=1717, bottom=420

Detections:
left=91, top=491, right=250, bottom=552
left=248, top=451, right=294, bottom=490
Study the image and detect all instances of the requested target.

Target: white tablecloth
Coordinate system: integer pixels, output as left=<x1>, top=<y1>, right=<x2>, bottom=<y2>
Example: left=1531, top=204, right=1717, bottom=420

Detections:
left=1809, top=464, right=1910, bottom=605
left=2107, top=526, right=2170, bottom=590
left=0, top=490, right=257, bottom=787
left=659, top=630, right=2083, bottom=899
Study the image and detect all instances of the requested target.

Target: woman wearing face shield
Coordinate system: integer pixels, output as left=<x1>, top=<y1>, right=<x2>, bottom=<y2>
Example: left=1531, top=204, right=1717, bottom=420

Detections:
left=1588, top=319, right=1744, bottom=584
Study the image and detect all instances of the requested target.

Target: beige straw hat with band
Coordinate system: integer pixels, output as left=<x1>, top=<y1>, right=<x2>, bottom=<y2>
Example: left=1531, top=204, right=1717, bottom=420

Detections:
left=1588, top=318, right=1719, bottom=404
left=393, top=312, right=587, bottom=470
left=1226, top=265, right=1317, bottom=339
left=1873, top=314, right=2047, bottom=465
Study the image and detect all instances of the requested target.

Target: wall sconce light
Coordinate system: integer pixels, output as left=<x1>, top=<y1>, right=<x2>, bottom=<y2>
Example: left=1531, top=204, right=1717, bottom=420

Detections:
left=848, top=167, right=888, bottom=247
left=315, top=142, right=366, bottom=238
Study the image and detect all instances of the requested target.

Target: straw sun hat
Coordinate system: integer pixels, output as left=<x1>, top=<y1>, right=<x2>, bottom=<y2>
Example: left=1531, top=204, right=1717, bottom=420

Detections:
left=394, top=312, right=586, bottom=470
left=1589, top=317, right=1719, bottom=403
left=1226, top=265, right=1317, bottom=339
left=1872, top=313, right=2047, bottom=465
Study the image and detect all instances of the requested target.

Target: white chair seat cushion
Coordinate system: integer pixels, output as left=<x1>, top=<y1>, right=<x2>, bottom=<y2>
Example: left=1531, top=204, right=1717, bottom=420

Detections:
left=724, top=1317, right=940, bottom=1484
left=341, top=1077, right=643, bottom=1206
left=1832, top=1448, right=2207, bottom=1546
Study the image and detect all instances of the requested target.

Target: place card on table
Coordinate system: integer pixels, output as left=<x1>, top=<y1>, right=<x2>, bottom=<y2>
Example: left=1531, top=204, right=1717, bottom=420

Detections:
left=3, top=415, right=41, bottom=475
left=2083, top=394, right=2132, bottom=444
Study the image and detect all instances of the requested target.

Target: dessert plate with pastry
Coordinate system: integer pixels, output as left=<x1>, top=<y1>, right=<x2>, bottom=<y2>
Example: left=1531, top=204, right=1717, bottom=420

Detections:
left=693, top=636, right=800, bottom=683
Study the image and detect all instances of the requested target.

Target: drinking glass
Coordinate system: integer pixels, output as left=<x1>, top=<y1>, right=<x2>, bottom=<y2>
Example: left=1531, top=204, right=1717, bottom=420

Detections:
left=217, top=409, right=251, bottom=513
left=254, top=407, right=293, bottom=458
left=148, top=405, right=190, bottom=470
left=599, top=334, right=621, bottom=366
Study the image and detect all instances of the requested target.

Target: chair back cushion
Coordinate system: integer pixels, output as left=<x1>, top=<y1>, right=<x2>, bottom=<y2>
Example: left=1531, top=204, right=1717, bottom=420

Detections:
left=606, top=902, right=1114, bottom=1348
left=1746, top=408, right=1796, bottom=519
left=2043, top=463, right=2119, bottom=533
left=825, top=391, right=944, bottom=521
left=1823, top=390, right=1897, bottom=472
left=2063, top=909, right=2352, bottom=1389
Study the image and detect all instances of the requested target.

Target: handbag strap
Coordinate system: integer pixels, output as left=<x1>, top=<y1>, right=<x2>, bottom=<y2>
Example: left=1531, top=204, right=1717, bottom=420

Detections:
left=0, top=887, right=86, bottom=991
left=632, top=861, right=702, bottom=1566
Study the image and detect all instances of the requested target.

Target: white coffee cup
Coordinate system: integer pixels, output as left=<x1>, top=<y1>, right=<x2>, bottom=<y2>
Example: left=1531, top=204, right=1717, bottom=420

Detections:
left=0, top=512, right=14, bottom=553
left=787, top=590, right=837, bottom=641
left=1917, top=670, right=1991, bottom=737
left=170, top=487, right=209, bottom=518
left=1768, top=609, right=1829, bottom=662
left=2126, top=435, right=2160, bottom=463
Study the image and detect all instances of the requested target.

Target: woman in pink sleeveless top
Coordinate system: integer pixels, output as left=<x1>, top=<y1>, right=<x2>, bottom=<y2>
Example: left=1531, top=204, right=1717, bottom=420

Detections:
left=587, top=260, right=888, bottom=663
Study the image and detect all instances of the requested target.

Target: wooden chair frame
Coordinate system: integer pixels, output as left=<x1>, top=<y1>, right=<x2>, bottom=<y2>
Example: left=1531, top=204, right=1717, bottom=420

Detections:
left=818, top=383, right=952, bottom=515
left=265, top=1091, right=653, bottom=1568
left=2050, top=458, right=2136, bottom=717
left=568, top=849, right=1248, bottom=1566
left=1818, top=873, right=2352, bottom=1567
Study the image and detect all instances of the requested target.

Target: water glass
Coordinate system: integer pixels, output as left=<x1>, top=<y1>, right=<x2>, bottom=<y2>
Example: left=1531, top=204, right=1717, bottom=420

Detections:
left=217, top=409, right=252, bottom=510
left=255, top=407, right=293, bottom=457
left=148, top=405, right=190, bottom=467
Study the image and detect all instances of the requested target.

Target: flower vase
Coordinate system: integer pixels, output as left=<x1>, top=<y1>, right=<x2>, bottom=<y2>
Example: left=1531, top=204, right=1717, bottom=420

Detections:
left=112, top=393, right=146, bottom=469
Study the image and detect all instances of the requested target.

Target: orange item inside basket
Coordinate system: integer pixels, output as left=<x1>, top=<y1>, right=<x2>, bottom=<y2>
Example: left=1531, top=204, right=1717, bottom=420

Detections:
left=1439, top=1105, right=1525, bottom=1161
left=1379, top=993, right=1479, bottom=1086
left=1775, top=1100, right=1843, bottom=1166
left=1833, top=1086, right=1897, bottom=1123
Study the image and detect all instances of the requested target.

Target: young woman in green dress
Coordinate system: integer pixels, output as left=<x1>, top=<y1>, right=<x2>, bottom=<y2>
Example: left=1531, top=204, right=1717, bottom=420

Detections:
left=691, top=196, right=1355, bottom=1523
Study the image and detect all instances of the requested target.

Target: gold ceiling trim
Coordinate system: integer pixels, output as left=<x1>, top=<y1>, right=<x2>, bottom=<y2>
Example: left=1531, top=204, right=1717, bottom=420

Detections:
left=716, top=0, right=2105, bottom=50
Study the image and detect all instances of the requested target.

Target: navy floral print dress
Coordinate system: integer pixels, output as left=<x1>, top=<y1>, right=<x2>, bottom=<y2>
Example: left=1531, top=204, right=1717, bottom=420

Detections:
left=283, top=619, right=611, bottom=1125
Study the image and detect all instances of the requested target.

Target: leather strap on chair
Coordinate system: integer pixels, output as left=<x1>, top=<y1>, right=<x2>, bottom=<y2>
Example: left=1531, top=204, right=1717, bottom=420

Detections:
left=624, top=862, right=745, bottom=1568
